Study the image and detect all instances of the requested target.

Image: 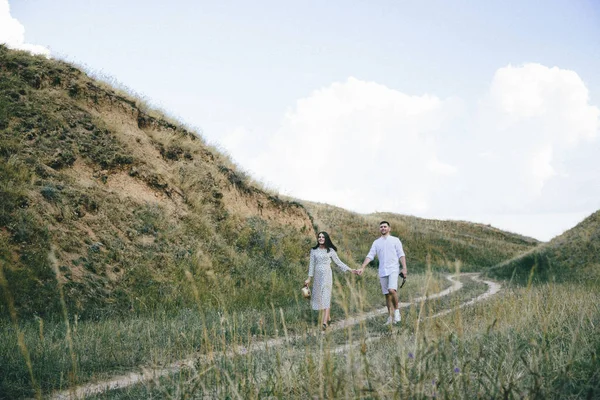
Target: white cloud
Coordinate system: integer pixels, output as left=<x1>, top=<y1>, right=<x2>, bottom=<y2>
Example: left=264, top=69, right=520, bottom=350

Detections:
left=230, top=77, right=463, bottom=215
left=488, top=63, right=598, bottom=145
left=428, top=157, right=458, bottom=176
left=463, top=63, right=599, bottom=212
left=530, top=145, right=556, bottom=191
left=220, top=64, right=599, bottom=240
left=0, top=0, right=50, bottom=56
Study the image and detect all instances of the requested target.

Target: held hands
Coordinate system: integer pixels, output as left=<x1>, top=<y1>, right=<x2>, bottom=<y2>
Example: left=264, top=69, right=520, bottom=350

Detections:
left=352, top=267, right=405, bottom=277
left=304, top=278, right=311, bottom=287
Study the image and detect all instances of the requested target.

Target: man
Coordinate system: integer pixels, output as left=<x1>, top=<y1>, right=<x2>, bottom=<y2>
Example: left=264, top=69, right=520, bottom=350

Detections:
left=356, top=221, right=407, bottom=325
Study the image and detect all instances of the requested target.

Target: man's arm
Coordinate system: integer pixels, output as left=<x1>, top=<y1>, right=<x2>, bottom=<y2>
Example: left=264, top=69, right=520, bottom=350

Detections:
left=357, top=241, right=377, bottom=275
left=399, top=255, right=407, bottom=277
left=395, top=239, right=407, bottom=277
left=357, top=257, right=372, bottom=275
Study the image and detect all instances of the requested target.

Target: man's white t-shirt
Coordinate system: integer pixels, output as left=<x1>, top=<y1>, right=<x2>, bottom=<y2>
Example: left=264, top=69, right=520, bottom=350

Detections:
left=366, top=235, right=405, bottom=277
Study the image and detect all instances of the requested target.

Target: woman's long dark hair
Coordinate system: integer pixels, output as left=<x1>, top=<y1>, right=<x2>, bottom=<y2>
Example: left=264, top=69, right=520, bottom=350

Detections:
left=312, top=231, right=337, bottom=252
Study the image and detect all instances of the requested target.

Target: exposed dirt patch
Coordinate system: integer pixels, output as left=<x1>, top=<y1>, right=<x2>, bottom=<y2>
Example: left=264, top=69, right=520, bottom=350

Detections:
left=105, top=170, right=169, bottom=205
left=137, top=235, right=155, bottom=246
left=64, top=159, right=97, bottom=188
left=64, top=159, right=183, bottom=215
left=221, top=186, right=312, bottom=231
left=71, top=220, right=100, bottom=243
left=104, top=264, right=124, bottom=282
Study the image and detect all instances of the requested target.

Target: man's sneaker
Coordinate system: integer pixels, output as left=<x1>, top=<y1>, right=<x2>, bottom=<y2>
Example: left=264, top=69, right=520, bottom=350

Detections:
left=394, top=309, right=401, bottom=324
left=384, top=316, right=393, bottom=326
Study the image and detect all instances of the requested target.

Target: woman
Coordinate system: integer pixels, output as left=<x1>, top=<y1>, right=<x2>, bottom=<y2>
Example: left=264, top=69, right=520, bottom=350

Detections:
left=304, top=231, right=356, bottom=330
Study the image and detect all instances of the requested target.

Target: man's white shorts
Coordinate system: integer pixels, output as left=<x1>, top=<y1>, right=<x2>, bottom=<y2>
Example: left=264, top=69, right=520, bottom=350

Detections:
left=380, top=272, right=399, bottom=295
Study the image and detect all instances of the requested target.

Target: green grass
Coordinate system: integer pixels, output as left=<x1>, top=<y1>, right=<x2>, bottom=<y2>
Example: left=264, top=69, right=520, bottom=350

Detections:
left=487, top=210, right=600, bottom=286
left=2, top=44, right=597, bottom=399
left=0, top=273, right=449, bottom=398
left=82, top=279, right=600, bottom=400
left=301, top=201, right=539, bottom=274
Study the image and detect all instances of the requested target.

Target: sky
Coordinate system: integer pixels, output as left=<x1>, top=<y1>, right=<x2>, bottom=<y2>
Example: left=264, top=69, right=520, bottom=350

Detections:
left=2, top=0, right=600, bottom=241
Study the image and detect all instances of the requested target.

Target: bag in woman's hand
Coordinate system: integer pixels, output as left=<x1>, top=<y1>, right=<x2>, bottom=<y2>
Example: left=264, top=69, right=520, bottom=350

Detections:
left=301, top=285, right=311, bottom=299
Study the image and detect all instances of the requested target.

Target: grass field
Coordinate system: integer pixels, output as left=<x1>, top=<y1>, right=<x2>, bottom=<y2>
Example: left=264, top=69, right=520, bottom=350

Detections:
left=487, top=210, right=600, bottom=286
left=76, top=275, right=600, bottom=399
left=1, top=271, right=449, bottom=398
left=2, top=45, right=599, bottom=400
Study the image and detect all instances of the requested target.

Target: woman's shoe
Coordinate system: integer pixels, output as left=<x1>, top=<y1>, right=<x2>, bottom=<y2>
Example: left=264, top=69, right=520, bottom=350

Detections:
left=322, top=323, right=328, bottom=331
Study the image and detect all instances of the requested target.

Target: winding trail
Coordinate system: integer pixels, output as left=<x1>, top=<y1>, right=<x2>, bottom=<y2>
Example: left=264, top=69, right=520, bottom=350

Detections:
left=52, top=273, right=500, bottom=399
left=330, top=273, right=502, bottom=355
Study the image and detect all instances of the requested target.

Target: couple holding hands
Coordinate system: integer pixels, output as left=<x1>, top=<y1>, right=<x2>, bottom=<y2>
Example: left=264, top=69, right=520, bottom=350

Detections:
left=303, top=221, right=408, bottom=330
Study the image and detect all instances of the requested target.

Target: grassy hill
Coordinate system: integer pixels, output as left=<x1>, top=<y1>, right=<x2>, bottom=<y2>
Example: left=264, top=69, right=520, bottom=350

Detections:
left=0, top=45, right=315, bottom=320
left=302, top=201, right=539, bottom=272
left=487, top=209, right=600, bottom=284
left=1, top=46, right=599, bottom=400
left=0, top=45, right=540, bottom=321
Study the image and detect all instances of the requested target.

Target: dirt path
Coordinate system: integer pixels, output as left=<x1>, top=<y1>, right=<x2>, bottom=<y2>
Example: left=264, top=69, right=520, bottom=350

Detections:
left=330, top=273, right=501, bottom=355
left=426, top=273, right=501, bottom=320
left=52, top=273, right=499, bottom=399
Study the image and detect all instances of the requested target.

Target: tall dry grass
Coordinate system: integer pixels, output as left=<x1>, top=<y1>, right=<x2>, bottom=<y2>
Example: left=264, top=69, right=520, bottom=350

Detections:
left=81, top=275, right=599, bottom=399
left=0, top=270, right=448, bottom=398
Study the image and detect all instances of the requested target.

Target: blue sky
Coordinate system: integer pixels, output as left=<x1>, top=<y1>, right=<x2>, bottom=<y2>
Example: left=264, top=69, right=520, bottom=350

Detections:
left=3, top=0, right=600, bottom=240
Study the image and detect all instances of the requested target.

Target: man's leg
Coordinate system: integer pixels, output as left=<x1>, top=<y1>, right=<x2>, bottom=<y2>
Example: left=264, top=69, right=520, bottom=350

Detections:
left=389, top=288, right=401, bottom=323
left=381, top=276, right=394, bottom=325
left=386, top=272, right=401, bottom=323
left=389, top=289, right=399, bottom=310
left=385, top=293, right=393, bottom=316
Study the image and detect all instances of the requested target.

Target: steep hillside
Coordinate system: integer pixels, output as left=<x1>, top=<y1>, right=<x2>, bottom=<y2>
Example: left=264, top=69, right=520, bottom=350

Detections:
left=0, top=46, right=541, bottom=321
left=302, top=201, right=539, bottom=272
left=487, top=210, right=600, bottom=284
left=0, top=46, right=313, bottom=318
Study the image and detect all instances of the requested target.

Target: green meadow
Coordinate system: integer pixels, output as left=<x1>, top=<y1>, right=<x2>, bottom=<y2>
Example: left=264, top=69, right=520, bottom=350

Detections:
left=1, top=46, right=599, bottom=399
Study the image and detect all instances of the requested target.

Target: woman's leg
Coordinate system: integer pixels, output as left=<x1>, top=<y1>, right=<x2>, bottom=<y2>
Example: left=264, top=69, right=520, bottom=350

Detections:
left=323, top=308, right=330, bottom=326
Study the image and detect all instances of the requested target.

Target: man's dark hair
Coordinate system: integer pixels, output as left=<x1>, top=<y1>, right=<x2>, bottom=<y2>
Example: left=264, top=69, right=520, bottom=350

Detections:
left=379, top=221, right=390, bottom=227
